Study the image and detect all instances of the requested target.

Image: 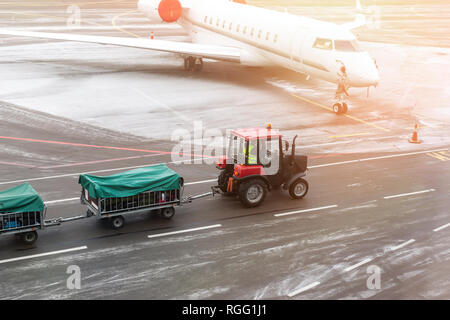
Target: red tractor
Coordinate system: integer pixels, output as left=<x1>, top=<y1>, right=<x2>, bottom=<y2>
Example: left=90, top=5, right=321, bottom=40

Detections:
left=214, top=126, right=309, bottom=208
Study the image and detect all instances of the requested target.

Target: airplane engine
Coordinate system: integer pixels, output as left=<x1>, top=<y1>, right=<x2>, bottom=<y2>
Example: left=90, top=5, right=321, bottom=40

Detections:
left=138, top=0, right=182, bottom=23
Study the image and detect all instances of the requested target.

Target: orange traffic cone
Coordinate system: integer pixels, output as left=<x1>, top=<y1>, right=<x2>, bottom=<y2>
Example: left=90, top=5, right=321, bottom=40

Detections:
left=150, top=31, right=154, bottom=40
left=409, top=123, right=422, bottom=144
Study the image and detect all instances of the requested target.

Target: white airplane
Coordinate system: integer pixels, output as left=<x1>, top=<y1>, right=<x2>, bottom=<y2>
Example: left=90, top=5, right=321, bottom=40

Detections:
left=0, top=0, right=379, bottom=114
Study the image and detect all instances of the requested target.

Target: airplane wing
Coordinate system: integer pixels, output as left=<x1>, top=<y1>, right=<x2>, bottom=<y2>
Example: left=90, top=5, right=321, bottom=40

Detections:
left=0, top=29, right=241, bottom=63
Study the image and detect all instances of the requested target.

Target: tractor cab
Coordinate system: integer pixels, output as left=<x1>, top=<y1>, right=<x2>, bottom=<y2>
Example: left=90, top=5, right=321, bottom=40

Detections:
left=215, top=125, right=309, bottom=208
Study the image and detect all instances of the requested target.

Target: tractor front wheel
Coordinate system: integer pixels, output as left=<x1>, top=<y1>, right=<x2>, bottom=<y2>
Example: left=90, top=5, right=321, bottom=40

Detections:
left=289, top=178, right=309, bottom=199
left=239, top=180, right=268, bottom=208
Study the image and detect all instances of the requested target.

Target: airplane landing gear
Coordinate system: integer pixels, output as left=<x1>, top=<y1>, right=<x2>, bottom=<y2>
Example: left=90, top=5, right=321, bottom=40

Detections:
left=332, top=101, right=348, bottom=115
left=184, top=56, right=203, bottom=72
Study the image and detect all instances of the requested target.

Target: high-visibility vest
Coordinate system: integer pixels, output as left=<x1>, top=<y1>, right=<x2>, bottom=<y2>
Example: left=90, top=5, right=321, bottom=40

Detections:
left=248, top=144, right=257, bottom=164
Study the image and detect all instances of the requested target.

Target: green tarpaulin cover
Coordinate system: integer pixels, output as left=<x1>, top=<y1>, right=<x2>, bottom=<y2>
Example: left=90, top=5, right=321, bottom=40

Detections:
left=0, top=183, right=45, bottom=213
left=78, top=164, right=183, bottom=199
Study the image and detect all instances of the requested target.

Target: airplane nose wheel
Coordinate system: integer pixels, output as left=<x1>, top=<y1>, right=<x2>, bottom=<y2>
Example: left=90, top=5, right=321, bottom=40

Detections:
left=332, top=102, right=348, bottom=115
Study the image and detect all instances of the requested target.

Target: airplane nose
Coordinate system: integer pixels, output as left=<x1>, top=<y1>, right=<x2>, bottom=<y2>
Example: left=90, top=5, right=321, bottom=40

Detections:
left=347, top=56, right=380, bottom=87
left=370, top=68, right=380, bottom=86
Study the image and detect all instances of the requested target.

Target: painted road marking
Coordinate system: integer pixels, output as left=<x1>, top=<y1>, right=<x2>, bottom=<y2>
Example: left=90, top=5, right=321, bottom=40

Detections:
left=287, top=281, right=321, bottom=297
left=329, top=132, right=371, bottom=139
left=0, top=161, right=35, bottom=168
left=383, top=189, right=435, bottom=200
left=43, top=179, right=217, bottom=204
left=2, top=148, right=447, bottom=186
left=291, top=94, right=390, bottom=132
left=148, top=224, right=222, bottom=239
left=344, top=257, right=373, bottom=272
left=39, top=153, right=164, bottom=169
left=0, top=1, right=127, bottom=7
left=427, top=151, right=450, bottom=162
left=433, top=223, right=450, bottom=232
left=274, top=205, right=338, bottom=217
left=44, top=197, right=79, bottom=205
left=0, top=136, right=209, bottom=158
left=185, top=179, right=217, bottom=186
left=0, top=158, right=205, bottom=186
left=0, top=246, right=87, bottom=265
left=390, top=239, right=416, bottom=251
left=111, top=10, right=141, bottom=38
left=309, top=148, right=449, bottom=169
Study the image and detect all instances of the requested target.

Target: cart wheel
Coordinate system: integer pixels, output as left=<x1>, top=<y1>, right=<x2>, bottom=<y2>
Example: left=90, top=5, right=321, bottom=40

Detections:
left=289, top=178, right=309, bottom=199
left=161, top=207, right=175, bottom=219
left=21, top=231, right=38, bottom=245
left=111, top=216, right=125, bottom=230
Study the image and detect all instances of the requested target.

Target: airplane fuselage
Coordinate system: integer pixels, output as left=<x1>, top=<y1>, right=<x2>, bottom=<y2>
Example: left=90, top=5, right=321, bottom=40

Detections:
left=139, top=0, right=380, bottom=88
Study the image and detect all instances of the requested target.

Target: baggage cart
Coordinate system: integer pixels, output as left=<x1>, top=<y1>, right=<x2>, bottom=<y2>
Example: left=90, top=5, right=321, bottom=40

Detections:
left=0, top=183, right=46, bottom=245
left=79, top=164, right=186, bottom=229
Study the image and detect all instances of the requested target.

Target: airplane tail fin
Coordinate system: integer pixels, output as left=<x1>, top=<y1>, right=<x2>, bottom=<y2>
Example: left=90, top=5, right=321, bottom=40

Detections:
left=356, top=0, right=363, bottom=12
left=342, top=0, right=367, bottom=30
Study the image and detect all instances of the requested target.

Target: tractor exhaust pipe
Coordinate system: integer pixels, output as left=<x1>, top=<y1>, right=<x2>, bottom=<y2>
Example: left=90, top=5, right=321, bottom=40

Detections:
left=291, top=135, right=298, bottom=165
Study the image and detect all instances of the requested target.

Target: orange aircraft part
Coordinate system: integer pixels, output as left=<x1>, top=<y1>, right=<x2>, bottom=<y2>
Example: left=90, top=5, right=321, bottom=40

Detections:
left=158, top=0, right=182, bottom=23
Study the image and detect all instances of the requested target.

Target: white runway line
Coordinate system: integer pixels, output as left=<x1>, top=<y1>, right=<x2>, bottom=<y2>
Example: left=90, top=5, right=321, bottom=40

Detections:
left=185, top=179, right=216, bottom=186
left=296, top=140, right=352, bottom=149
left=131, top=87, right=192, bottom=122
left=148, top=224, right=222, bottom=239
left=2, top=148, right=447, bottom=186
left=41, top=179, right=216, bottom=206
left=383, top=189, right=435, bottom=200
left=0, top=246, right=87, bottom=265
left=344, top=257, right=373, bottom=273
left=433, top=223, right=450, bottom=232
left=390, top=239, right=416, bottom=251
left=274, top=205, right=338, bottom=217
left=309, top=148, right=448, bottom=169
left=44, top=197, right=79, bottom=205
left=296, top=135, right=404, bottom=149
left=0, top=159, right=205, bottom=186
left=288, top=281, right=321, bottom=297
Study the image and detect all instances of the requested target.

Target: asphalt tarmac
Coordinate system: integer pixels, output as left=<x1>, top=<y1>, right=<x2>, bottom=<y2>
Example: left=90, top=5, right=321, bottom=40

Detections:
left=0, top=0, right=449, bottom=299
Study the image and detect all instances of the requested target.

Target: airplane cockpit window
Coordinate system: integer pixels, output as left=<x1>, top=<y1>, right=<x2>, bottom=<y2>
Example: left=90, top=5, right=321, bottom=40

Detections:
left=334, top=40, right=360, bottom=52
left=313, top=38, right=333, bottom=50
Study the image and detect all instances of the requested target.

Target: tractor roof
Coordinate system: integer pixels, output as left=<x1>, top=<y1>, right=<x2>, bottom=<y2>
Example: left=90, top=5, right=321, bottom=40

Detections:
left=232, top=127, right=281, bottom=140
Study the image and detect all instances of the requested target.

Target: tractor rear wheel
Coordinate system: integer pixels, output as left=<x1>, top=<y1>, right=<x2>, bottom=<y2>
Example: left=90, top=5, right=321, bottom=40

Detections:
left=239, top=179, right=268, bottom=208
left=289, top=178, right=309, bottom=199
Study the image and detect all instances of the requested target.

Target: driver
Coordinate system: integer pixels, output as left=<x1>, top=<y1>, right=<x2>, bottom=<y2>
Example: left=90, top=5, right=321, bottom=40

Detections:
left=248, top=143, right=257, bottom=165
